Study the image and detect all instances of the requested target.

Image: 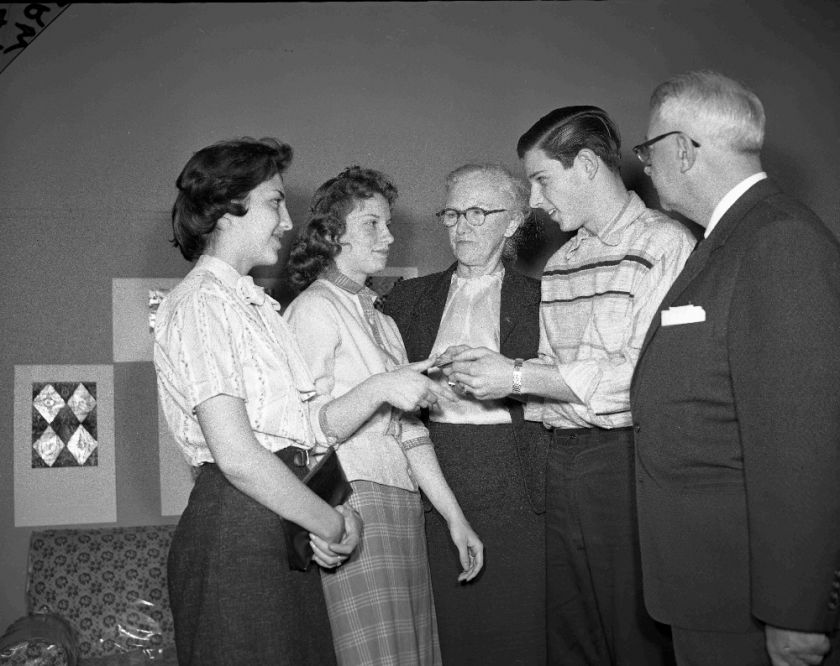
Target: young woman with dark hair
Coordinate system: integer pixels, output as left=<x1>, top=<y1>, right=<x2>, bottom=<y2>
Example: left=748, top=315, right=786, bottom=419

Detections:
left=285, top=166, right=483, bottom=666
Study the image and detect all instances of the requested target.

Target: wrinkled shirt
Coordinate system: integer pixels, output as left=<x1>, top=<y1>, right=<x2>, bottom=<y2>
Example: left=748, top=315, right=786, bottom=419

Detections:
left=524, top=192, right=696, bottom=429
left=154, top=255, right=327, bottom=466
left=284, top=270, right=432, bottom=491
left=428, top=270, right=511, bottom=425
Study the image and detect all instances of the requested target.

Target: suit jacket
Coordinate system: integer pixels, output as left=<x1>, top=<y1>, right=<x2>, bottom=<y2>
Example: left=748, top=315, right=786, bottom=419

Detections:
left=382, top=262, right=548, bottom=513
left=631, top=178, right=840, bottom=633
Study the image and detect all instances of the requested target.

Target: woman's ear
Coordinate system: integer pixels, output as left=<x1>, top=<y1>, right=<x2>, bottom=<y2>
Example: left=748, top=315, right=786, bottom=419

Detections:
left=216, top=213, right=234, bottom=231
left=503, top=211, right=525, bottom=238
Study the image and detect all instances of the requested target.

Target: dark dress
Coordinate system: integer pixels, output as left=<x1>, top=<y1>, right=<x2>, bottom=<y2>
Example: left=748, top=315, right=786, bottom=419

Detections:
left=383, top=263, right=548, bottom=666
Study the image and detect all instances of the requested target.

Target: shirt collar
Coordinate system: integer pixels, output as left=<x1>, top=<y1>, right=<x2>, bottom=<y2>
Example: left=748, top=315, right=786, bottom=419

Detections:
left=705, top=172, right=768, bottom=238
left=451, top=265, right=505, bottom=286
left=569, top=191, right=644, bottom=250
left=322, top=266, right=367, bottom=295
left=195, top=254, right=242, bottom=287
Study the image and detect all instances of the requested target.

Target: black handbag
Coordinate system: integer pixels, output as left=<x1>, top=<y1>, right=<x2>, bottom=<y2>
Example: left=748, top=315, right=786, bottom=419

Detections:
left=280, top=446, right=353, bottom=571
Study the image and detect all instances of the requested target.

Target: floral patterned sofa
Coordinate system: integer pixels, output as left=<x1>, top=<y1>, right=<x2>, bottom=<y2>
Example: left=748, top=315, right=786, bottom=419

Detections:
left=0, top=525, right=178, bottom=665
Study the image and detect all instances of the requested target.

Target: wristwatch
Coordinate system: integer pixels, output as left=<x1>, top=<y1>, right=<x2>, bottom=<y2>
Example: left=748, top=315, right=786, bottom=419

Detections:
left=512, top=358, right=524, bottom=395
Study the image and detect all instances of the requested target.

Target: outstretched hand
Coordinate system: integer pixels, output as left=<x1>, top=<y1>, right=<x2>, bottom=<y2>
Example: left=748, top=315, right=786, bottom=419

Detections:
left=378, top=357, right=458, bottom=411
left=440, top=346, right=515, bottom=400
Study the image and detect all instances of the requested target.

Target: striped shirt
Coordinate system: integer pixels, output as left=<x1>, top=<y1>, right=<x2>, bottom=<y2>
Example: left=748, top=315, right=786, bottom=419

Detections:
left=524, top=191, right=696, bottom=429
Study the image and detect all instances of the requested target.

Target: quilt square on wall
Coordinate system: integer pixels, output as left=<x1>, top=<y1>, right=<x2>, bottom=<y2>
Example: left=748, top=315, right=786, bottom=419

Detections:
left=31, top=381, right=99, bottom=468
left=15, top=365, right=116, bottom=526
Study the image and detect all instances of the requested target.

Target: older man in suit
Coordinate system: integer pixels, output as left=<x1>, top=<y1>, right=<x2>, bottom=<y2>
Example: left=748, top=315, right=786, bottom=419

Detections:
left=631, top=70, right=840, bottom=666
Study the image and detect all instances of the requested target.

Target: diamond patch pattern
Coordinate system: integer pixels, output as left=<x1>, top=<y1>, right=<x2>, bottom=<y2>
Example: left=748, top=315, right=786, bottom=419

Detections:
left=31, top=382, right=98, bottom=468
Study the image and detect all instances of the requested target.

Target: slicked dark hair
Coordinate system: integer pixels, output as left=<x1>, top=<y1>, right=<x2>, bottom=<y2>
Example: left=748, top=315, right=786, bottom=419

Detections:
left=170, top=137, right=293, bottom=261
left=516, top=105, right=622, bottom=172
left=286, top=166, right=398, bottom=292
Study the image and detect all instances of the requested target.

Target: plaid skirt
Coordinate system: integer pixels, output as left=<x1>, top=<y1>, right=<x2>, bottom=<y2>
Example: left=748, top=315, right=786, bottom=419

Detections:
left=320, top=480, right=442, bottom=666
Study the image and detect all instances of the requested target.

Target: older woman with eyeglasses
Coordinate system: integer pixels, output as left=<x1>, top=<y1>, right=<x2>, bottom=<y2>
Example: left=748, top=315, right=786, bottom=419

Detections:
left=383, top=163, right=548, bottom=666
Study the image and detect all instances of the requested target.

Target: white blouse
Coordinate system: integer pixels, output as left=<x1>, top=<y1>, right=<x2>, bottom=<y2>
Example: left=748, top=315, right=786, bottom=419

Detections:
left=154, top=255, right=327, bottom=466
left=428, top=270, right=512, bottom=425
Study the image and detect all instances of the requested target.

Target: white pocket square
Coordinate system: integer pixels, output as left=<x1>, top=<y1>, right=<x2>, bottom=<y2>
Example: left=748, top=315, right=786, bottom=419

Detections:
left=661, top=304, right=706, bottom=326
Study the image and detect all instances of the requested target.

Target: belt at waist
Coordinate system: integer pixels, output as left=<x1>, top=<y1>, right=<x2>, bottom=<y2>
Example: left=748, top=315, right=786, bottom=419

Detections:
left=546, top=424, right=633, bottom=442
left=203, top=446, right=311, bottom=480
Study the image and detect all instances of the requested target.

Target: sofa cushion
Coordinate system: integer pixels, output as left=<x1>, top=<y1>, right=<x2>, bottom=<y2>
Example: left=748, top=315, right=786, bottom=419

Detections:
left=26, top=526, right=176, bottom=659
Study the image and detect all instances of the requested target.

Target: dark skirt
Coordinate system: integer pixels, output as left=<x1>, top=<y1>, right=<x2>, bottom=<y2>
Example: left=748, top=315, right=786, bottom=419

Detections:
left=167, top=452, right=337, bottom=666
left=425, top=421, right=546, bottom=666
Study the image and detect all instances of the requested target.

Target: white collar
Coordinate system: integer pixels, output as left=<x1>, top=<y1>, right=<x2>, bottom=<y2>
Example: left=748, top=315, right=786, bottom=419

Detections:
left=705, top=172, right=767, bottom=238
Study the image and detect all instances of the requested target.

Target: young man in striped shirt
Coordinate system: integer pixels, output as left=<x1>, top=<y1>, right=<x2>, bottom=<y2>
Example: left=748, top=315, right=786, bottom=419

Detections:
left=443, top=106, right=696, bottom=665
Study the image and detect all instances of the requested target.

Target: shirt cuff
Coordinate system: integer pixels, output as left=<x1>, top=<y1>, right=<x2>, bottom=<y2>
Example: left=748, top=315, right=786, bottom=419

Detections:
left=311, top=396, right=339, bottom=446
left=558, top=360, right=601, bottom=407
left=401, top=435, right=433, bottom=451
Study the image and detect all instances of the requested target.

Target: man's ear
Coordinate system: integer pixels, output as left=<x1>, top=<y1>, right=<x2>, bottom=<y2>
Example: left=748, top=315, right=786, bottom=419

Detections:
left=576, top=149, right=600, bottom=180
left=676, top=134, right=698, bottom=174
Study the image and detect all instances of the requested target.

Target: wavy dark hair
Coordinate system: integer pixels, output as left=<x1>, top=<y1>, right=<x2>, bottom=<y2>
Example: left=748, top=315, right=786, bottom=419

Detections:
left=286, top=166, right=398, bottom=292
left=516, top=105, right=622, bottom=173
left=170, top=137, right=293, bottom=261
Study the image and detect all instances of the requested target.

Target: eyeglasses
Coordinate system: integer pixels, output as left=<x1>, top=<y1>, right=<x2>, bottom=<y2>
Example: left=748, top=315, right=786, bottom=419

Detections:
left=632, top=131, right=701, bottom=165
left=435, top=207, right=507, bottom=227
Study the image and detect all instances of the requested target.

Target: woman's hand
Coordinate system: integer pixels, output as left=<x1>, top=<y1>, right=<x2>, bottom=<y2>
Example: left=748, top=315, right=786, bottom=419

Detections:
left=309, top=504, right=363, bottom=569
left=375, top=359, right=457, bottom=411
left=448, top=517, right=484, bottom=582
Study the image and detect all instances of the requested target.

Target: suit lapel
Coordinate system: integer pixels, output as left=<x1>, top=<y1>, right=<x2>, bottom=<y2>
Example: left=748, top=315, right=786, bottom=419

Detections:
left=410, top=263, right=456, bottom=358
left=499, top=268, right=518, bottom=350
left=636, top=178, right=780, bottom=365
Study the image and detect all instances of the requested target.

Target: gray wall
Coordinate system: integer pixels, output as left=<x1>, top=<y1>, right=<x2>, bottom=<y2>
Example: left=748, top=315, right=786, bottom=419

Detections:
left=1, top=1, right=838, bottom=628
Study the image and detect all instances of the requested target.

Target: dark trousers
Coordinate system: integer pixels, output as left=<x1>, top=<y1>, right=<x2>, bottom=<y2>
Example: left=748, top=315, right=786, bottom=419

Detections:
left=545, top=426, right=674, bottom=666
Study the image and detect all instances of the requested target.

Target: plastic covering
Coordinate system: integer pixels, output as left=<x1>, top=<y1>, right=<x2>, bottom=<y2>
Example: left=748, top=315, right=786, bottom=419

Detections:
left=0, top=613, right=76, bottom=666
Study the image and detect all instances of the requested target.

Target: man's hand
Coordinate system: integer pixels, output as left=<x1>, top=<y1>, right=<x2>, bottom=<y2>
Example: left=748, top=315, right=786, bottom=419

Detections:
left=443, top=346, right=515, bottom=400
left=766, top=625, right=831, bottom=666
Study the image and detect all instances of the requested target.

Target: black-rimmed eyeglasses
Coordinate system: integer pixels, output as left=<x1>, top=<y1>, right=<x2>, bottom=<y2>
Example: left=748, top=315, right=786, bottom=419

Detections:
left=632, top=131, right=701, bottom=165
left=435, top=207, right=507, bottom=227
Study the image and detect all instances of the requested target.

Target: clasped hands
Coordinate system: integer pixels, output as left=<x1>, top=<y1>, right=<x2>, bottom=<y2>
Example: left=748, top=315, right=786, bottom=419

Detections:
left=310, top=504, right=363, bottom=570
